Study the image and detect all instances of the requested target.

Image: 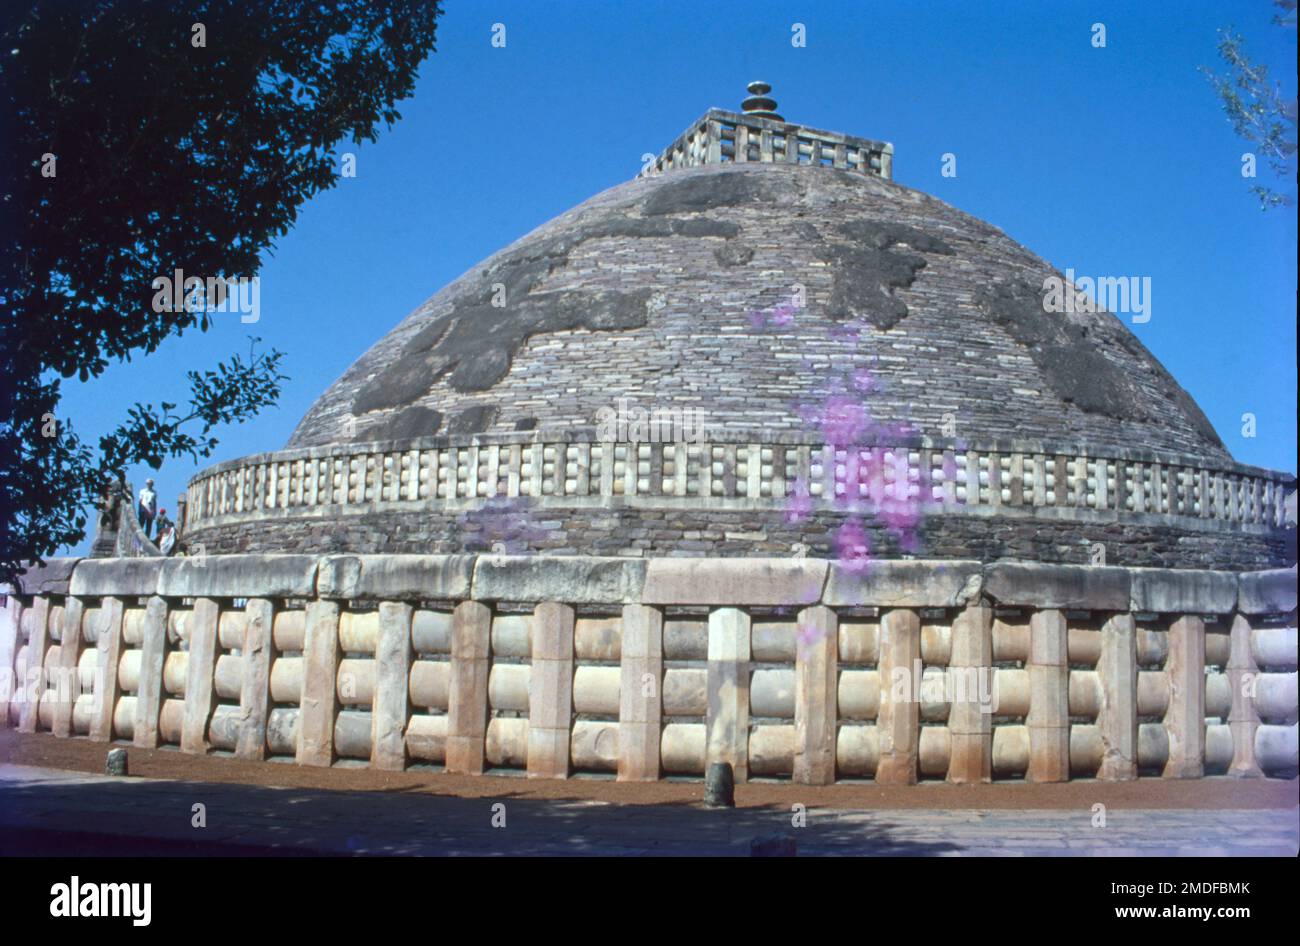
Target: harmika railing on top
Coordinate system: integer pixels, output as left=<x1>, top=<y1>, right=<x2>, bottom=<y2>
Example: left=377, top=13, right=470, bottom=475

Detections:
left=639, top=108, right=894, bottom=180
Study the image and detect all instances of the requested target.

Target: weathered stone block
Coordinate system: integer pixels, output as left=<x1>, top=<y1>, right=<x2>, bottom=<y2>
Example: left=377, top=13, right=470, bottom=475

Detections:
left=643, top=559, right=825, bottom=606
left=985, top=563, right=1129, bottom=610
left=316, top=554, right=474, bottom=600
left=13, top=558, right=82, bottom=596
left=1128, top=568, right=1238, bottom=614
left=474, top=556, right=645, bottom=604
left=824, top=560, right=981, bottom=608
left=1238, top=567, right=1298, bottom=616
left=70, top=558, right=163, bottom=598
left=159, top=555, right=319, bottom=599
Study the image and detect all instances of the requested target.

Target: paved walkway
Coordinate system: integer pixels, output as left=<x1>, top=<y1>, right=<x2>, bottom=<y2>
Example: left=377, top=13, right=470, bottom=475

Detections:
left=1, top=764, right=1295, bottom=856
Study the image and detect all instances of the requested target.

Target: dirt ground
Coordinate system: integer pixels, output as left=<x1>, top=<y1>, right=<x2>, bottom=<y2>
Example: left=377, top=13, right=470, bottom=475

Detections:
left=2, top=730, right=1295, bottom=811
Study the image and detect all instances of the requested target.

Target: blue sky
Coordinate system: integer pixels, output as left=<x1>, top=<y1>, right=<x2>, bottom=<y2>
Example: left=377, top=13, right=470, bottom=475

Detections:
left=56, top=0, right=1296, bottom=552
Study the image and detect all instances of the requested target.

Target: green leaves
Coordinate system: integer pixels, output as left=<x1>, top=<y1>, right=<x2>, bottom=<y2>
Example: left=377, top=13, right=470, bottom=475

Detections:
left=1, top=1, right=441, bottom=582
left=1199, top=21, right=1297, bottom=210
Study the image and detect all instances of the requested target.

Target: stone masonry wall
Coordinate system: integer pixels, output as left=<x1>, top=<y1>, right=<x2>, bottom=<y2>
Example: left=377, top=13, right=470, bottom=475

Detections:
left=186, top=504, right=1295, bottom=571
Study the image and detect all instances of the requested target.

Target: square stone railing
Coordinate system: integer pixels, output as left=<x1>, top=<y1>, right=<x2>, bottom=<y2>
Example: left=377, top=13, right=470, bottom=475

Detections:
left=3, top=556, right=1296, bottom=785
left=639, top=108, right=894, bottom=179
left=181, top=434, right=1295, bottom=534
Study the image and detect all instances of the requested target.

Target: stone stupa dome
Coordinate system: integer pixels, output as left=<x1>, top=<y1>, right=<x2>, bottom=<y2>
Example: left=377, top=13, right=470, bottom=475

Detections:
left=182, top=85, right=1295, bottom=569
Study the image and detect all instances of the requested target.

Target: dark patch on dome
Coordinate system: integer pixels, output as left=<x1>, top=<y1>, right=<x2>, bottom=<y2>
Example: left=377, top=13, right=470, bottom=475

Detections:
left=448, top=404, right=498, bottom=434
left=641, top=172, right=777, bottom=216
left=367, top=405, right=442, bottom=441
left=351, top=356, right=446, bottom=414
left=809, top=220, right=955, bottom=330
left=714, top=243, right=755, bottom=267
left=976, top=277, right=1148, bottom=421
left=350, top=206, right=740, bottom=415
left=838, top=221, right=955, bottom=257
left=514, top=417, right=537, bottom=431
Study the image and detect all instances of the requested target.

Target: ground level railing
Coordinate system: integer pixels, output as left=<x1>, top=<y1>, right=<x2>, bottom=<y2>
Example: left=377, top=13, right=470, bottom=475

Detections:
left=3, top=556, right=1296, bottom=784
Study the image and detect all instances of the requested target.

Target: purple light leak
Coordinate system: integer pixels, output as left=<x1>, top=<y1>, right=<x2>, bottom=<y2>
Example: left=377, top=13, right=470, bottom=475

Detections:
left=782, top=332, right=942, bottom=566
left=748, top=293, right=803, bottom=331
left=458, top=496, right=550, bottom=554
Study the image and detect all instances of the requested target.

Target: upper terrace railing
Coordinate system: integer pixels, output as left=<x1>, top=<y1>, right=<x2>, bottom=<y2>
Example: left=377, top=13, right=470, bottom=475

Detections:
left=2, top=556, right=1296, bottom=783
left=639, top=108, right=894, bottom=179
left=182, top=433, right=1295, bottom=533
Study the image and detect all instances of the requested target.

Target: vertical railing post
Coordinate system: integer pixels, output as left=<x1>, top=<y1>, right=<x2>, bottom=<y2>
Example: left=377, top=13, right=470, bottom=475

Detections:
left=133, top=595, right=169, bottom=749
left=706, top=607, right=751, bottom=782
left=89, top=597, right=124, bottom=742
left=17, top=596, right=50, bottom=733
left=372, top=601, right=413, bottom=771
left=236, top=598, right=274, bottom=760
left=948, top=602, right=993, bottom=783
left=794, top=605, right=838, bottom=785
left=181, top=597, right=220, bottom=754
left=1226, top=613, right=1263, bottom=778
left=446, top=601, right=491, bottom=774
left=528, top=602, right=575, bottom=779
left=51, top=597, right=86, bottom=737
left=618, top=604, right=663, bottom=781
left=297, top=599, right=340, bottom=767
left=1164, top=615, right=1206, bottom=778
left=877, top=608, right=920, bottom=785
left=1097, top=612, right=1138, bottom=780
left=1027, top=608, right=1069, bottom=782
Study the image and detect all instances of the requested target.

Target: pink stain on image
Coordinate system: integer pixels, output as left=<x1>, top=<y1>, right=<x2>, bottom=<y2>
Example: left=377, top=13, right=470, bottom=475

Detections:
left=834, top=519, right=871, bottom=574
left=747, top=293, right=802, bottom=331
left=786, top=478, right=813, bottom=524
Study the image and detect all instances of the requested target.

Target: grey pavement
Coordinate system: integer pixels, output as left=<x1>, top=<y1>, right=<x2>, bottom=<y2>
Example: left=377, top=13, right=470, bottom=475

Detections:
left=0, top=764, right=1295, bottom=856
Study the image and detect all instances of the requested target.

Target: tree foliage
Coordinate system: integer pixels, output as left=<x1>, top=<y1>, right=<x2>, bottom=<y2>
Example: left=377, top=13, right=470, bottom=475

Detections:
left=0, top=0, right=442, bottom=582
left=1200, top=1, right=1298, bottom=209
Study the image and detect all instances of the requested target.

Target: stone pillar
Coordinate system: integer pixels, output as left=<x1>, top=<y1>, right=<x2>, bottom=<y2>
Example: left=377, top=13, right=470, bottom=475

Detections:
left=948, top=602, right=993, bottom=784
left=17, top=596, right=50, bottom=733
left=297, top=599, right=339, bottom=767
left=794, top=605, right=838, bottom=785
left=1226, top=613, right=1263, bottom=778
left=1164, top=614, right=1206, bottom=778
left=618, top=604, right=663, bottom=782
left=51, top=597, right=86, bottom=737
left=446, top=601, right=491, bottom=775
left=528, top=602, right=575, bottom=779
left=181, top=597, right=220, bottom=753
left=0, top=596, right=20, bottom=730
left=372, top=601, right=413, bottom=772
left=89, top=597, right=124, bottom=742
left=706, top=607, right=751, bottom=782
left=236, top=598, right=274, bottom=760
left=1097, top=612, right=1138, bottom=781
left=133, top=595, right=169, bottom=749
left=877, top=608, right=920, bottom=785
left=1027, top=608, right=1069, bottom=782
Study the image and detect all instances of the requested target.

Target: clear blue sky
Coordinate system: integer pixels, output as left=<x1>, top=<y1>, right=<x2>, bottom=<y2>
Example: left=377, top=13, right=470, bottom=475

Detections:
left=57, top=0, right=1296, bottom=553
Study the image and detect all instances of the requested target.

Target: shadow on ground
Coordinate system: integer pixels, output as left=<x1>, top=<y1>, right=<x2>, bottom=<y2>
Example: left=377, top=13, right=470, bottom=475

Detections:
left=0, top=770, right=957, bottom=856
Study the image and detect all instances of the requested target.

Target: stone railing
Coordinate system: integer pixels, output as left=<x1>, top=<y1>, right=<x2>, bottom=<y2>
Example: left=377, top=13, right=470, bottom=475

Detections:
left=3, top=556, right=1296, bottom=785
left=183, top=433, right=1295, bottom=533
left=640, top=107, right=894, bottom=179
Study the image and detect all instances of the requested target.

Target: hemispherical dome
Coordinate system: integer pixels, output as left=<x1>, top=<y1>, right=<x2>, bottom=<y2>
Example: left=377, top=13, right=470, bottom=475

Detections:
left=184, top=119, right=1291, bottom=571
left=289, top=160, right=1227, bottom=464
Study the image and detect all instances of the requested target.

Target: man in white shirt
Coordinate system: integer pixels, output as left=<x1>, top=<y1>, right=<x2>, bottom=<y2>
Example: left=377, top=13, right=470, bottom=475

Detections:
left=138, top=478, right=158, bottom=539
